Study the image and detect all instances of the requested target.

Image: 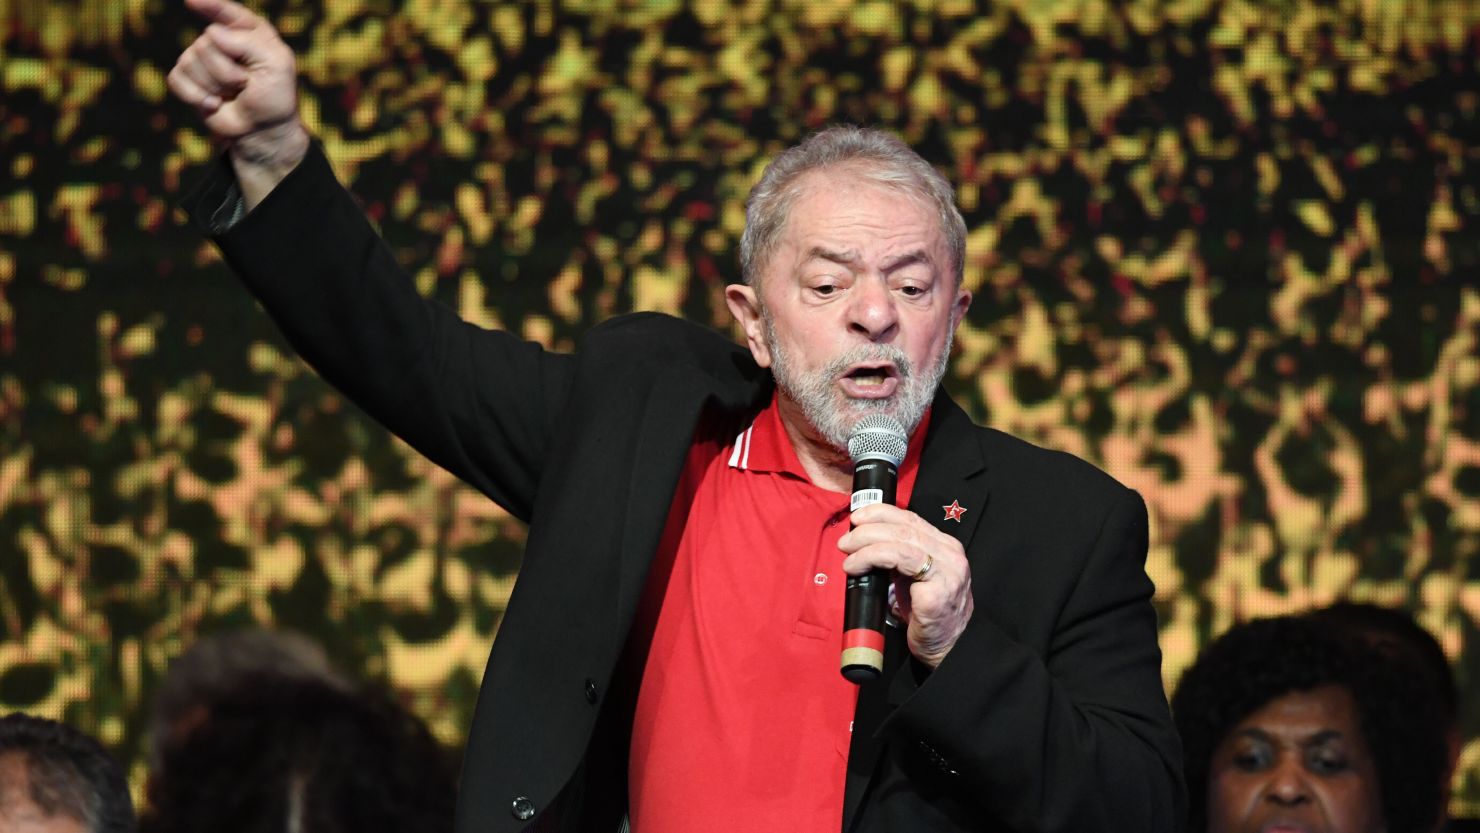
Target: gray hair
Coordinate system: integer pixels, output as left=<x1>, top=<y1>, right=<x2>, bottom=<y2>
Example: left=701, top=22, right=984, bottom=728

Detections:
left=739, top=125, right=968, bottom=286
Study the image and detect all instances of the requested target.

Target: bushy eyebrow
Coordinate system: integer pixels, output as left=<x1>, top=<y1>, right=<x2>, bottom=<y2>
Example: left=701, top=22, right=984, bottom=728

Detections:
left=806, top=246, right=858, bottom=265
left=803, top=247, right=935, bottom=273
left=882, top=250, right=934, bottom=272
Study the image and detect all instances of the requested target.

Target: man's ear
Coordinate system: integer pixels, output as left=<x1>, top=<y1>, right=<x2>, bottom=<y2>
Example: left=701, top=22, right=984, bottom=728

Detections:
left=950, top=286, right=972, bottom=332
left=724, top=283, right=772, bottom=369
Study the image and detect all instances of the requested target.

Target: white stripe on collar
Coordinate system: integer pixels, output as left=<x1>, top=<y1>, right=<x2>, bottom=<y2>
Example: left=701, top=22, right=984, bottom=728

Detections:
left=726, top=421, right=755, bottom=469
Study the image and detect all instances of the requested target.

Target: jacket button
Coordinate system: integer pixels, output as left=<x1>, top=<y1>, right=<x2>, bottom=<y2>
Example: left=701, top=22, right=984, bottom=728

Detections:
left=510, top=796, right=536, bottom=821
left=584, top=679, right=599, bottom=704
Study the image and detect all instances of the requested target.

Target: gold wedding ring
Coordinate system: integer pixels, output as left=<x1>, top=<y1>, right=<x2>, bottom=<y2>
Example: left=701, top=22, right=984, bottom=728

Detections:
left=911, top=554, right=934, bottom=582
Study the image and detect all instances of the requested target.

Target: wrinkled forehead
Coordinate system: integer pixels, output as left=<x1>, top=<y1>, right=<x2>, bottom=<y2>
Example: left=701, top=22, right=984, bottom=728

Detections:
left=791, top=163, right=934, bottom=209
left=784, top=168, right=945, bottom=242
left=780, top=166, right=952, bottom=270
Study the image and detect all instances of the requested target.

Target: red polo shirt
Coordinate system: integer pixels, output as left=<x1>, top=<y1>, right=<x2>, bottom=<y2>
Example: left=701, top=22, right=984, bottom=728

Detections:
left=628, top=394, right=924, bottom=831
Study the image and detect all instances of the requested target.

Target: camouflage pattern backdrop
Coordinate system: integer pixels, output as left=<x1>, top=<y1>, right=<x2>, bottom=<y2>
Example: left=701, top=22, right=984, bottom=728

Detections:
left=3, top=0, right=1480, bottom=811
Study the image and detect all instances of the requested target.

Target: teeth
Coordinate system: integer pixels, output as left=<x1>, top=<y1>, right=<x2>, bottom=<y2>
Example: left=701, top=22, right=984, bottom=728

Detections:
left=853, top=376, right=884, bottom=386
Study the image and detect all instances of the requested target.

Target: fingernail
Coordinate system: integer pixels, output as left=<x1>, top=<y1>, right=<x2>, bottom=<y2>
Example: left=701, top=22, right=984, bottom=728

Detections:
left=203, top=94, right=221, bottom=109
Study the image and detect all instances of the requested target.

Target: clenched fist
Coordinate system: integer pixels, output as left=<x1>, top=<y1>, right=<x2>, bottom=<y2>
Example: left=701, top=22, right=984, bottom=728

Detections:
left=169, top=0, right=308, bottom=208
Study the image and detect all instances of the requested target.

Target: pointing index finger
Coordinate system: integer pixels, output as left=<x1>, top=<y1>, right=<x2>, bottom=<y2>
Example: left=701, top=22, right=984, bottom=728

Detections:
left=185, top=0, right=258, bottom=29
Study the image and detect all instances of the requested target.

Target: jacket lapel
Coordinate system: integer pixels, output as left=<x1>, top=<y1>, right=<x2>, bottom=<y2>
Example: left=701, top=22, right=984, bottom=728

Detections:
left=613, top=364, right=770, bottom=632
left=843, top=391, right=990, bottom=830
left=905, top=394, right=990, bottom=564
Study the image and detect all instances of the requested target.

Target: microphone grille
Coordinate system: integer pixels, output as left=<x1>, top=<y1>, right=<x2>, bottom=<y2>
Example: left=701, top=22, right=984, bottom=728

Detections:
left=848, top=413, right=908, bottom=465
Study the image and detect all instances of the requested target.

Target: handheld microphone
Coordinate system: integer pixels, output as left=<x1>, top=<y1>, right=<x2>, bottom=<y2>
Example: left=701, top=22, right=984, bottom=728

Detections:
left=841, top=413, right=908, bottom=684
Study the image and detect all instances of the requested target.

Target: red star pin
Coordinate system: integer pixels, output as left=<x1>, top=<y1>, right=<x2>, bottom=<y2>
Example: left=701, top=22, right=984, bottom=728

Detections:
left=942, top=500, right=967, bottom=522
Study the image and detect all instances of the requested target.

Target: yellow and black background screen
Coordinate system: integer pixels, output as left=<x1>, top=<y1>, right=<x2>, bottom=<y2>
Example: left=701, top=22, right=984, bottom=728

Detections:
left=3, top=0, right=1480, bottom=813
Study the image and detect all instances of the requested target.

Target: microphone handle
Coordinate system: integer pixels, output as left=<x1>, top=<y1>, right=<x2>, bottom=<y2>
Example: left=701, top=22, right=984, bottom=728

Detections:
left=841, top=457, right=897, bottom=683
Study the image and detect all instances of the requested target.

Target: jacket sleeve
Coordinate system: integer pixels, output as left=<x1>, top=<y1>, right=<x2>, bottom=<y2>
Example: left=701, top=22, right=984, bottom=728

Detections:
left=879, top=486, right=1186, bottom=832
left=182, top=144, right=573, bottom=522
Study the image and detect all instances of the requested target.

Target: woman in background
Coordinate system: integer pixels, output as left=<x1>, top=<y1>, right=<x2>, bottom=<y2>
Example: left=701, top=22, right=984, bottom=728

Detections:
left=1172, top=615, right=1448, bottom=833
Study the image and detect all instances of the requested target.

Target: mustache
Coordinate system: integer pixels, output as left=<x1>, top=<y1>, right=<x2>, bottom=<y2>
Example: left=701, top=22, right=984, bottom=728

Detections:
left=820, top=344, right=915, bottom=381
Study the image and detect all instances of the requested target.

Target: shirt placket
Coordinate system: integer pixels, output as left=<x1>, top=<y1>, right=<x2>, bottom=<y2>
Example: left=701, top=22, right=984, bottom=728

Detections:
left=796, top=495, right=851, bottom=635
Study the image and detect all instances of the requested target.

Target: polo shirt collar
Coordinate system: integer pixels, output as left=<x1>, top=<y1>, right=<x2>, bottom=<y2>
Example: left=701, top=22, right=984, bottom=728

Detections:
left=728, top=392, right=931, bottom=482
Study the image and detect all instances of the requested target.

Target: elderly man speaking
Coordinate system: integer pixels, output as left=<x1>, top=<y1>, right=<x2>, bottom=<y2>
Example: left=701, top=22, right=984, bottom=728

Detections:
left=169, top=1, right=1184, bottom=830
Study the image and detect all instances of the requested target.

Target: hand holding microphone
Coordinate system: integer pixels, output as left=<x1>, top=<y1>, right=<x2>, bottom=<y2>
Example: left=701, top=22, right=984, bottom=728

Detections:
left=839, top=416, right=974, bottom=681
left=840, top=414, right=908, bottom=683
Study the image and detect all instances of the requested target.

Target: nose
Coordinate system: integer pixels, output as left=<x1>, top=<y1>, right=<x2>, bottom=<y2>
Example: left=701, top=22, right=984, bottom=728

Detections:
left=1263, top=758, right=1312, bottom=806
left=847, top=277, right=899, bottom=341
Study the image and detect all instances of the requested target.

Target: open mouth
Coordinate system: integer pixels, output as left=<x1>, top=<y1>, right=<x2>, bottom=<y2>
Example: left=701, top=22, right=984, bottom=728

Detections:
left=840, top=364, right=901, bottom=398
left=846, top=366, right=894, bottom=387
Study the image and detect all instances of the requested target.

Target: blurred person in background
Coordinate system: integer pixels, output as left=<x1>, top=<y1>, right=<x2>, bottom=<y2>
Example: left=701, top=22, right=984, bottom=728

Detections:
left=0, top=713, right=135, bottom=833
left=1172, top=615, right=1448, bottom=833
left=139, top=673, right=455, bottom=833
left=144, top=627, right=351, bottom=771
left=1311, top=601, right=1467, bottom=832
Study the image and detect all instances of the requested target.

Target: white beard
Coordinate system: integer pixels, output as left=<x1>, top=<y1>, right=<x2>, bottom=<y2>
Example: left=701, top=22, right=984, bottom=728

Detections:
left=763, top=312, right=951, bottom=452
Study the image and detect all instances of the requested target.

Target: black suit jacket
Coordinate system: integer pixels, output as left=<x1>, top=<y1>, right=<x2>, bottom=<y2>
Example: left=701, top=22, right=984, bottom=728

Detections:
left=186, top=144, right=1186, bottom=833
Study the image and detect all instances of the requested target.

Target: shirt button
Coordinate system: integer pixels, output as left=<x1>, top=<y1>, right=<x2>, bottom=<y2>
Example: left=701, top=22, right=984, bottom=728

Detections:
left=510, top=796, right=536, bottom=820
left=584, top=678, right=599, bottom=704
left=814, top=573, right=828, bottom=585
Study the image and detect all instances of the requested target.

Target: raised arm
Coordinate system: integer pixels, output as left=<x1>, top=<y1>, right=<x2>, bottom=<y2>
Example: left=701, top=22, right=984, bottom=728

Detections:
left=170, top=0, right=573, bottom=520
left=169, top=0, right=307, bottom=210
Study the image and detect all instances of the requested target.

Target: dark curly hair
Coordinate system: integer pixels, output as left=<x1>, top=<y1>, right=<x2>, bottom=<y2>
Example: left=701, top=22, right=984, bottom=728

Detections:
left=139, top=674, right=455, bottom=833
left=0, top=712, right=136, bottom=833
left=1170, top=615, right=1448, bottom=833
left=1310, top=601, right=1458, bottom=726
